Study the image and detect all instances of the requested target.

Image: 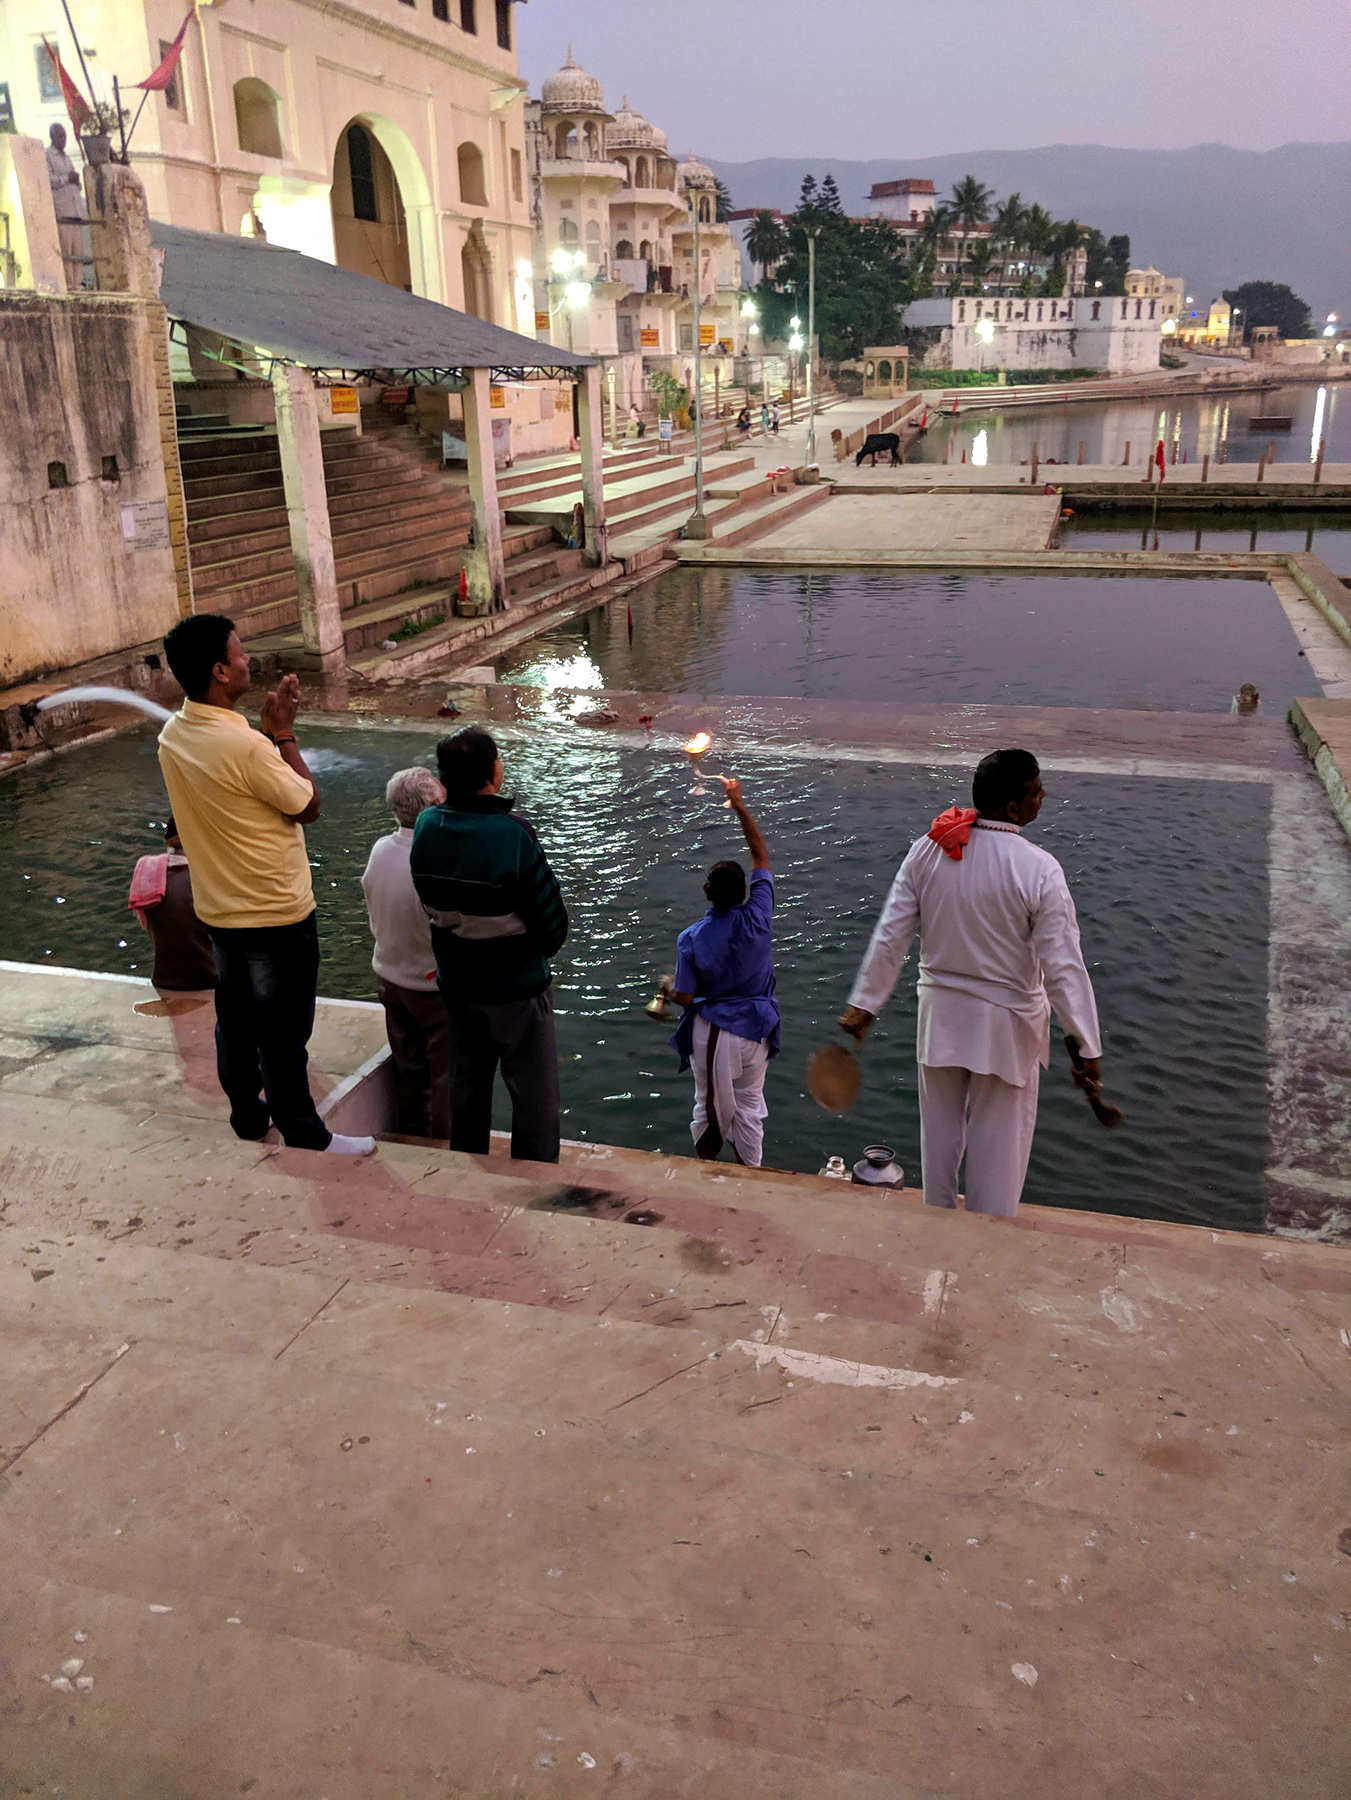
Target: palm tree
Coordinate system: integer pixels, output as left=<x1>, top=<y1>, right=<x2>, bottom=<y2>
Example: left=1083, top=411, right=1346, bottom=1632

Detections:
left=1050, top=218, right=1088, bottom=295
left=949, top=174, right=993, bottom=292
left=1019, top=202, right=1054, bottom=287
left=918, top=202, right=955, bottom=288
left=745, top=209, right=788, bottom=282
left=964, top=240, right=995, bottom=293
left=992, top=192, right=1024, bottom=292
left=714, top=176, right=733, bottom=224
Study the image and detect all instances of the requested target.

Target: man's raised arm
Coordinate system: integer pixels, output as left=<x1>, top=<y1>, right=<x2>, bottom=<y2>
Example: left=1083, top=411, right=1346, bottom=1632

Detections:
left=720, top=777, right=769, bottom=869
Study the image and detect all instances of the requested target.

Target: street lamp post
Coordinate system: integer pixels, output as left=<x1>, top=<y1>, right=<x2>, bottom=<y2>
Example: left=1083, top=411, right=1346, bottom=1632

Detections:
left=683, top=183, right=709, bottom=539
left=788, top=317, right=803, bottom=420
left=806, top=228, right=819, bottom=466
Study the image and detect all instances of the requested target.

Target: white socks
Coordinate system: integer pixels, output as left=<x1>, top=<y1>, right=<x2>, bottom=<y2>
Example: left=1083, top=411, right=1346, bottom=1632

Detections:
left=324, top=1132, right=377, bottom=1156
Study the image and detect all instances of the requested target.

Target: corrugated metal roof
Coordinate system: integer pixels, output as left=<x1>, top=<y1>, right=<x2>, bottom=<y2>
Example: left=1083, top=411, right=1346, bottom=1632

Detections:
left=150, top=221, right=592, bottom=377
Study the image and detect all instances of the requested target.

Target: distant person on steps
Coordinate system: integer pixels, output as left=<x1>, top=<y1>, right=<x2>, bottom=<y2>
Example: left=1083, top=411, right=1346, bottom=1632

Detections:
left=157, top=612, right=375, bottom=1156
left=410, top=727, right=569, bottom=1163
left=361, top=766, right=450, bottom=1140
left=840, top=749, right=1103, bottom=1217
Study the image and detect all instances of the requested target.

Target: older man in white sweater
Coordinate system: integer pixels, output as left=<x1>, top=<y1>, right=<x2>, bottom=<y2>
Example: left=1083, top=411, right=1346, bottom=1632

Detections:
left=840, top=748, right=1104, bottom=1218
left=361, top=766, right=448, bottom=1139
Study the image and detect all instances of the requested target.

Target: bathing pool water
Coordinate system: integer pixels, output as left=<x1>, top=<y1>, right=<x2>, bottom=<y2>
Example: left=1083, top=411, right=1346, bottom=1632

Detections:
left=0, top=723, right=1270, bottom=1230
left=911, top=380, right=1349, bottom=468
left=495, top=566, right=1320, bottom=714
left=1058, top=509, right=1351, bottom=573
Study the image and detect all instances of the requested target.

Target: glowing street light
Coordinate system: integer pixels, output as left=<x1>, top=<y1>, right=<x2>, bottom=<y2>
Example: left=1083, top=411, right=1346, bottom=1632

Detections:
left=565, top=281, right=590, bottom=308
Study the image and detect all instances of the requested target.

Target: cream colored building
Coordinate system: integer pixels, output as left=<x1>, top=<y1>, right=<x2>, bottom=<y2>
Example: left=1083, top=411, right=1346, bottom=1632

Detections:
left=0, top=0, right=533, bottom=324
left=1126, top=264, right=1184, bottom=332
left=523, top=51, right=748, bottom=415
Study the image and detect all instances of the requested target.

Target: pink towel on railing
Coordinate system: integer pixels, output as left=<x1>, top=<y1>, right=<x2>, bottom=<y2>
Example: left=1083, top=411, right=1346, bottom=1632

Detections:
left=128, top=853, right=169, bottom=929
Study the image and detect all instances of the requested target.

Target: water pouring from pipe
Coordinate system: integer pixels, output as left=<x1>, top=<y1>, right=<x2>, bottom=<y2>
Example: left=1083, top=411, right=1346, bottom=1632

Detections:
left=35, top=685, right=173, bottom=724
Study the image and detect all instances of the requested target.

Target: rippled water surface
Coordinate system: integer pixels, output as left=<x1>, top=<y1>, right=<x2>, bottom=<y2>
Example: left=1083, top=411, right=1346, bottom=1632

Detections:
left=496, top=566, right=1320, bottom=713
left=0, top=725, right=1269, bottom=1229
left=910, top=380, right=1350, bottom=466
left=1059, top=510, right=1351, bottom=572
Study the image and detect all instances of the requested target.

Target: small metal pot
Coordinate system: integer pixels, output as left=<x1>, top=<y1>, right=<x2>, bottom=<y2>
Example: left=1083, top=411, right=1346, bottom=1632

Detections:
left=82, top=133, right=112, bottom=166
left=851, top=1144, right=904, bottom=1187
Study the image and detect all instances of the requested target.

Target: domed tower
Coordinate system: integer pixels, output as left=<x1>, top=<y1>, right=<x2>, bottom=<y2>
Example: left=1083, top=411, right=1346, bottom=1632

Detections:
left=534, top=46, right=622, bottom=283
left=677, top=152, right=718, bottom=224
left=539, top=46, right=611, bottom=163
left=608, top=99, right=675, bottom=195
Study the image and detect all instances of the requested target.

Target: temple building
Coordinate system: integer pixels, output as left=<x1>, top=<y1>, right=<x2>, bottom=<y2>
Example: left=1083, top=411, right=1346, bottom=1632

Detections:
left=0, top=0, right=532, bottom=324
left=523, top=50, right=749, bottom=418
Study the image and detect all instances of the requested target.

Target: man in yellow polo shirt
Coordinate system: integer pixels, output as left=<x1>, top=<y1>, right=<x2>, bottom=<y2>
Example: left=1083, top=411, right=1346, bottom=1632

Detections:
left=158, top=613, right=374, bottom=1156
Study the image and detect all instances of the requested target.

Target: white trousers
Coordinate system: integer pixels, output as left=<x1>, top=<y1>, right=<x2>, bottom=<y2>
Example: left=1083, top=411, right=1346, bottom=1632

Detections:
left=919, top=1062, right=1040, bottom=1218
left=690, top=1013, right=770, bottom=1167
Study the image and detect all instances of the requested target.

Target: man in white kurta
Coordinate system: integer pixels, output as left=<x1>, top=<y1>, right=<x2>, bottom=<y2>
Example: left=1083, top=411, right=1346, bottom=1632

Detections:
left=840, top=749, right=1103, bottom=1217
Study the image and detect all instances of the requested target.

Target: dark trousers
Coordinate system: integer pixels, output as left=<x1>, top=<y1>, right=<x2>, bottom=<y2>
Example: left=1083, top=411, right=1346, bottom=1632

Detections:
left=208, top=912, right=330, bottom=1151
left=377, top=977, right=450, bottom=1140
left=444, top=988, right=560, bottom=1163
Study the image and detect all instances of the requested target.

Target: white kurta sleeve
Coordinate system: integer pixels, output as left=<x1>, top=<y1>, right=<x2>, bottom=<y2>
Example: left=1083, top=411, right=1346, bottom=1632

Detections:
left=1032, top=869, right=1102, bottom=1058
left=849, top=849, right=922, bottom=1016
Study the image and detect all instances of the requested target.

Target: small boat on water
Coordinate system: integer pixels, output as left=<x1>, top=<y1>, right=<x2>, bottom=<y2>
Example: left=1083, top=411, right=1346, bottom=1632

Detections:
left=1246, top=415, right=1293, bottom=430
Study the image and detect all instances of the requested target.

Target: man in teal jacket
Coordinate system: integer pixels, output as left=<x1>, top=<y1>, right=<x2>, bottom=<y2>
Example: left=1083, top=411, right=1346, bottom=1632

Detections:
left=410, top=727, right=569, bottom=1162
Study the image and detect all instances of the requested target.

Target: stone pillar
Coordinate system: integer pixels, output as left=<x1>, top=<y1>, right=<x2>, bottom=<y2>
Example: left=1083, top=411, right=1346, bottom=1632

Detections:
left=0, top=134, right=63, bottom=293
left=460, top=366, right=505, bottom=615
left=84, top=162, right=159, bottom=298
left=576, top=364, right=608, bottom=567
left=272, top=364, right=346, bottom=674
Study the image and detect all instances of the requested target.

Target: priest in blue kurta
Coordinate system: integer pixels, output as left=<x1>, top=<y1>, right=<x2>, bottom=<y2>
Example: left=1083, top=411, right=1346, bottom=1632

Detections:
left=665, top=778, right=779, bottom=1166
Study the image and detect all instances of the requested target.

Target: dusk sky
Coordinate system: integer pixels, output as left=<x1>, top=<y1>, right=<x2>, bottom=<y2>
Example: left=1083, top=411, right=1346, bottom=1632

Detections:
left=517, top=0, right=1351, bottom=162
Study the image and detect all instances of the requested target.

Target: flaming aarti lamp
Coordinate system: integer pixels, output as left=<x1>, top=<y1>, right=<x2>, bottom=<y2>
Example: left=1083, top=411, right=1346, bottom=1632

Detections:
left=684, top=731, right=713, bottom=794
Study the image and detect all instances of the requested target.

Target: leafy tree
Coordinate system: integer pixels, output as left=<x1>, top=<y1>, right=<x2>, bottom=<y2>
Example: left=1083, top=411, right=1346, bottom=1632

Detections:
left=761, top=193, right=916, bottom=360
left=714, top=176, right=733, bottom=224
left=745, top=209, right=789, bottom=281
left=1083, top=229, right=1130, bottom=294
left=1221, top=280, right=1312, bottom=341
left=819, top=172, right=844, bottom=213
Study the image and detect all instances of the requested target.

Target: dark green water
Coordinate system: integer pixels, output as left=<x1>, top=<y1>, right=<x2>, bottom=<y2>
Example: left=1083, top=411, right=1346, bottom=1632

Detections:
left=496, top=567, right=1321, bottom=714
left=0, top=724, right=1269, bottom=1230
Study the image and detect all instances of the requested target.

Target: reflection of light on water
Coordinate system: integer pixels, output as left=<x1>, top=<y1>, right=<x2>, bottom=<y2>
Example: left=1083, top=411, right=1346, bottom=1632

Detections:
left=1311, top=385, right=1327, bottom=461
left=971, top=429, right=988, bottom=467
left=530, top=653, right=604, bottom=692
left=512, top=651, right=607, bottom=722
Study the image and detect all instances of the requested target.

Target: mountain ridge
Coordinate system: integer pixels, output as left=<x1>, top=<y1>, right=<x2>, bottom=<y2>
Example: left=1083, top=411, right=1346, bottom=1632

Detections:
left=707, top=140, right=1351, bottom=316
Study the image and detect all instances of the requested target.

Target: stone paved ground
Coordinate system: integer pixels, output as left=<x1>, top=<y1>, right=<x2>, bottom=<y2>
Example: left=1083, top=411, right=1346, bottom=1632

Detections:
left=1, top=803, right=1349, bottom=1797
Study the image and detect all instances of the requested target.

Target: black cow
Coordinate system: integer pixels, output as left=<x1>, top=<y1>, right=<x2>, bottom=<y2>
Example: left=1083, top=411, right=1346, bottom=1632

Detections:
left=856, top=432, right=901, bottom=467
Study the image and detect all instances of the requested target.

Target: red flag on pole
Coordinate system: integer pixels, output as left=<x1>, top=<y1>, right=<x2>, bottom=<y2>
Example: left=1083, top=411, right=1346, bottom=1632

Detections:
left=1154, top=438, right=1166, bottom=480
left=135, top=10, right=194, bottom=91
left=40, top=38, right=92, bottom=133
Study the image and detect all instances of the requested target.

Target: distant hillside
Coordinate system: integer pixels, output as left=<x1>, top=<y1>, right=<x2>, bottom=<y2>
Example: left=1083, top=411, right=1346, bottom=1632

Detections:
left=708, top=141, right=1351, bottom=317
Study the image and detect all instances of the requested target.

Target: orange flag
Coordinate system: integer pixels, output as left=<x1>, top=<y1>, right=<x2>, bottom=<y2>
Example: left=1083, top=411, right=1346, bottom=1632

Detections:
left=135, top=11, right=194, bottom=92
left=40, top=38, right=92, bottom=134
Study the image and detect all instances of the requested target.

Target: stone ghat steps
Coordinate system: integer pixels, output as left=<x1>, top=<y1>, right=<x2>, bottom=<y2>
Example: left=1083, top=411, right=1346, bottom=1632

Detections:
left=505, top=453, right=759, bottom=532
left=347, top=559, right=618, bottom=683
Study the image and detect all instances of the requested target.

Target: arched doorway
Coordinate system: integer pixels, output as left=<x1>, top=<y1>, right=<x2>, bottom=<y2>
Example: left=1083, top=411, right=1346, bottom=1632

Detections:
left=461, top=220, right=494, bottom=322
left=330, top=114, right=439, bottom=298
left=331, top=120, right=411, bottom=290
